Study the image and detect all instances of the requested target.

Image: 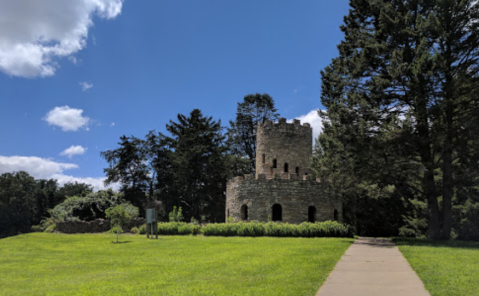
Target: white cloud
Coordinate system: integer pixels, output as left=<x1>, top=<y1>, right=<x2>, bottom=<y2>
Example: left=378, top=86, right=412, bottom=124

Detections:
left=0, top=156, right=78, bottom=179
left=0, top=0, right=124, bottom=78
left=51, top=174, right=118, bottom=191
left=44, top=106, right=90, bottom=131
left=288, top=109, right=324, bottom=142
left=79, top=81, right=93, bottom=91
left=0, top=155, right=117, bottom=190
left=60, top=145, right=87, bottom=158
left=110, top=122, right=115, bottom=127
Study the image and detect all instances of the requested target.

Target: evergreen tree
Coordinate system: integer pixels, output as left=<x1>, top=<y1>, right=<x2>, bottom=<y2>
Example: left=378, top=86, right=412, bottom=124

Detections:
left=165, top=109, right=230, bottom=221
left=101, top=135, right=150, bottom=213
left=319, top=0, right=479, bottom=239
left=227, top=93, right=280, bottom=173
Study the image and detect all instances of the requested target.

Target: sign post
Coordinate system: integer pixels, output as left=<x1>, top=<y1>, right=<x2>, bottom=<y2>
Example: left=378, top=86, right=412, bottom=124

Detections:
left=146, top=209, right=158, bottom=239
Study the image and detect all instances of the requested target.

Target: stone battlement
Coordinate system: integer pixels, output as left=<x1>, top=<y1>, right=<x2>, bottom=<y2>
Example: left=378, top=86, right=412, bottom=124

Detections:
left=260, top=118, right=311, bottom=131
left=229, top=173, right=316, bottom=183
left=256, top=117, right=312, bottom=177
left=226, top=116, right=342, bottom=224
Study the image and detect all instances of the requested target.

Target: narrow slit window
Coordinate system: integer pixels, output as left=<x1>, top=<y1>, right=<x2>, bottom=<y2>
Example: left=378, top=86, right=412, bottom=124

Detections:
left=241, top=205, right=248, bottom=221
left=273, top=159, right=277, bottom=168
left=262, top=154, right=265, bottom=163
left=284, top=163, right=288, bottom=173
left=308, top=206, right=316, bottom=223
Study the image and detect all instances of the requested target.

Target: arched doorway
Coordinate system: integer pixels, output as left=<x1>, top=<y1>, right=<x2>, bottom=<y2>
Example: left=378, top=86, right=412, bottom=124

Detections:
left=308, top=206, right=316, bottom=223
left=272, top=204, right=282, bottom=221
left=241, top=204, right=248, bottom=221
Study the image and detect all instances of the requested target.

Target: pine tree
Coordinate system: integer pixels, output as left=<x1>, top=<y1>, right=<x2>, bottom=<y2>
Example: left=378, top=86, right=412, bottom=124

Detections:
left=166, top=109, right=230, bottom=221
left=319, top=0, right=479, bottom=239
left=227, top=93, right=280, bottom=174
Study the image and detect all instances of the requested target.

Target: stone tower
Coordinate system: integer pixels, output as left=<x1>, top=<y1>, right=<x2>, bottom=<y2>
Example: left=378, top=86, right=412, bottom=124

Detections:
left=225, top=118, right=342, bottom=224
left=255, top=118, right=312, bottom=179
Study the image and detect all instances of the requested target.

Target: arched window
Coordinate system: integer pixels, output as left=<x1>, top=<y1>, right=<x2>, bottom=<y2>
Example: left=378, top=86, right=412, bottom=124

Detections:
left=227, top=209, right=230, bottom=218
left=295, top=167, right=299, bottom=175
left=308, top=206, right=316, bottom=223
left=241, top=205, right=248, bottom=221
left=272, top=204, right=282, bottom=221
left=334, top=209, right=339, bottom=221
left=262, top=154, right=266, bottom=163
left=284, top=163, right=289, bottom=173
left=272, top=159, right=277, bottom=168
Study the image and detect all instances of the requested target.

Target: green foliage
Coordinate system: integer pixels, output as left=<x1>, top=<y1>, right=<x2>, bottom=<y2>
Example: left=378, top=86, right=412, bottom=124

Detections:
left=202, top=221, right=353, bottom=238
left=0, top=233, right=353, bottom=295
left=168, top=206, right=183, bottom=222
left=156, top=222, right=201, bottom=235
left=101, top=135, right=149, bottom=213
left=49, top=189, right=137, bottom=223
left=455, top=199, right=479, bottom=241
left=317, top=0, right=479, bottom=239
left=138, top=224, right=146, bottom=234
left=102, top=109, right=232, bottom=223
left=106, top=205, right=132, bottom=243
left=44, top=223, right=56, bottom=233
left=130, top=227, right=139, bottom=234
left=30, top=225, right=44, bottom=232
left=226, top=93, right=280, bottom=174
left=0, top=171, right=37, bottom=237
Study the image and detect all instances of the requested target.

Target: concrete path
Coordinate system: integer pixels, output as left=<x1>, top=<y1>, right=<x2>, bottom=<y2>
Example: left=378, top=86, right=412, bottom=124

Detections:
left=316, top=237, right=431, bottom=296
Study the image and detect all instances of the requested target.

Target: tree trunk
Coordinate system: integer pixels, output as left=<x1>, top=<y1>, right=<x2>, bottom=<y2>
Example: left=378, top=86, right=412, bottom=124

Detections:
left=442, top=64, right=454, bottom=240
left=416, top=99, right=442, bottom=239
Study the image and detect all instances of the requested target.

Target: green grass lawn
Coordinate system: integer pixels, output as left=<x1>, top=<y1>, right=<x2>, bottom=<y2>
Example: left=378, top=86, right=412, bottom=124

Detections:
left=0, top=233, right=353, bottom=296
left=394, top=238, right=479, bottom=296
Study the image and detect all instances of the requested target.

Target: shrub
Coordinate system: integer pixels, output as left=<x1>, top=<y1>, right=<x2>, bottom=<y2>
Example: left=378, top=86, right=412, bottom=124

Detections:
left=139, top=224, right=147, bottom=234
left=156, top=222, right=201, bottom=235
left=130, top=227, right=139, bottom=234
left=30, top=225, right=44, bottom=232
left=202, top=223, right=241, bottom=236
left=44, top=224, right=56, bottom=233
left=203, top=221, right=353, bottom=238
left=168, top=206, right=183, bottom=222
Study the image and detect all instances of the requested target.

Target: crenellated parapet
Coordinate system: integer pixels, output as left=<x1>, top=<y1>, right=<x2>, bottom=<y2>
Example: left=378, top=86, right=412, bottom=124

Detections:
left=256, top=118, right=312, bottom=179
left=225, top=117, right=342, bottom=224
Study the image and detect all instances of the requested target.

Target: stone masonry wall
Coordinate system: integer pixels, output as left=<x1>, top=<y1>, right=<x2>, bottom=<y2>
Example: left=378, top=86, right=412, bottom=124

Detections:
left=255, top=118, right=312, bottom=179
left=226, top=174, right=342, bottom=224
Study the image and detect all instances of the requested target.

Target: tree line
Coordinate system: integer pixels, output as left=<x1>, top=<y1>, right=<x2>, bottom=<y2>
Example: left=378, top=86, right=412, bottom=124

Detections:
left=313, top=0, right=479, bottom=240
left=0, top=94, right=278, bottom=238
left=0, top=172, right=93, bottom=238
left=101, top=94, right=279, bottom=223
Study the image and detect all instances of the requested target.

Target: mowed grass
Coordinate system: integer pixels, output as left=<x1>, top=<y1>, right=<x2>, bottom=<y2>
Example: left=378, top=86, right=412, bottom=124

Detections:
left=0, top=233, right=353, bottom=296
left=394, top=238, right=479, bottom=296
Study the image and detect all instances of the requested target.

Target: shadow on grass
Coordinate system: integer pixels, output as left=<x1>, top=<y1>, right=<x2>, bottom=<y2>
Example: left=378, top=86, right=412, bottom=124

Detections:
left=393, top=237, right=479, bottom=250
left=111, top=241, right=132, bottom=244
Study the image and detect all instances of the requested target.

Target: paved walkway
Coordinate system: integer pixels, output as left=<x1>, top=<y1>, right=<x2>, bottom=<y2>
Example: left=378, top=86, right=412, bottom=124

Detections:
left=316, top=237, right=431, bottom=296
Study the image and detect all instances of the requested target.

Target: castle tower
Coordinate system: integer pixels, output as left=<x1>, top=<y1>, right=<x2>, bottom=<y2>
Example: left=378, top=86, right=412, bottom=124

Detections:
left=225, top=117, right=342, bottom=224
left=255, top=118, right=312, bottom=179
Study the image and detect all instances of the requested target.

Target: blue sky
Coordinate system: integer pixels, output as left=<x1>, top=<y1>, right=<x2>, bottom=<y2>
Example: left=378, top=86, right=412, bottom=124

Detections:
left=0, top=0, right=350, bottom=189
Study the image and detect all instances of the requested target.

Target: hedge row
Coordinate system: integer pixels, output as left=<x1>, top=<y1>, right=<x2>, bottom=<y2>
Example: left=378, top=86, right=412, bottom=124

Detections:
left=149, top=221, right=353, bottom=237
left=157, top=222, right=201, bottom=235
